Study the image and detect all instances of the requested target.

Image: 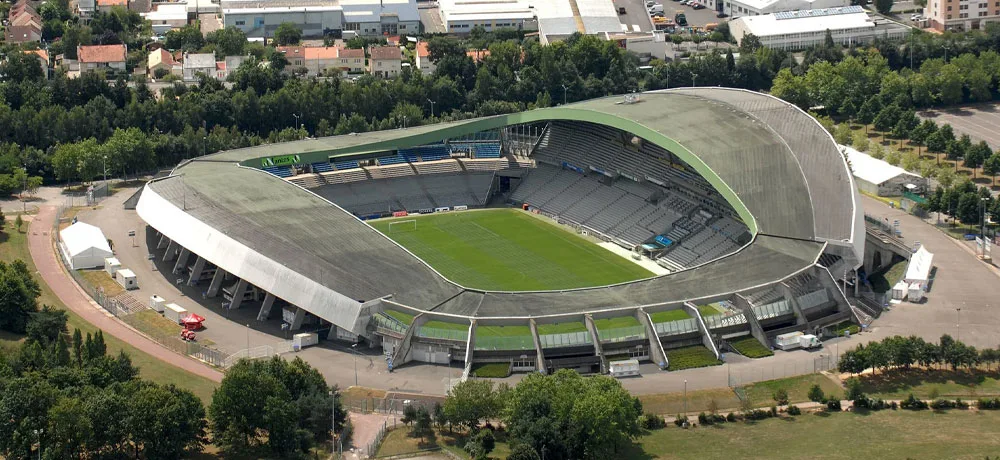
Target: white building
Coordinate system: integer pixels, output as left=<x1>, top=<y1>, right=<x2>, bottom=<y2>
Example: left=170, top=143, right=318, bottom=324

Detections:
left=438, top=0, right=537, bottom=33
left=729, top=6, right=909, bottom=51
left=727, top=0, right=848, bottom=17
left=182, top=53, right=217, bottom=80
left=142, top=4, right=188, bottom=34
left=59, top=222, right=113, bottom=270
left=842, top=145, right=927, bottom=197
left=534, top=0, right=621, bottom=44
left=221, top=0, right=419, bottom=38
left=415, top=41, right=435, bottom=75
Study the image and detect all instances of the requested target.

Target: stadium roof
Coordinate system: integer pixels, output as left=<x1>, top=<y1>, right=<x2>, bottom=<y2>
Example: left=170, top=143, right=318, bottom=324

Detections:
left=140, top=88, right=859, bottom=322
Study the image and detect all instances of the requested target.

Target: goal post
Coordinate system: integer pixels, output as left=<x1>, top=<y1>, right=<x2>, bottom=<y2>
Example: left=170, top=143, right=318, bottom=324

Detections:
left=388, top=219, right=417, bottom=233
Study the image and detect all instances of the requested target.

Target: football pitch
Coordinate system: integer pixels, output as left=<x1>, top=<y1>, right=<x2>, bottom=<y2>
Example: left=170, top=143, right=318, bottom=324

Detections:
left=369, top=209, right=653, bottom=291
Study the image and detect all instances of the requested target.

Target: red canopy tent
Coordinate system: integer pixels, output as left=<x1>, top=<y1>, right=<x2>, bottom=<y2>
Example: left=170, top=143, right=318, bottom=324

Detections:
left=180, top=313, right=205, bottom=330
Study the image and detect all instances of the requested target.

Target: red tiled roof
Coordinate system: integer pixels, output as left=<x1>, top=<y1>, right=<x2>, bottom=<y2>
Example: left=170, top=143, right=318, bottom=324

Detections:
left=369, top=45, right=401, bottom=61
left=338, top=47, right=365, bottom=59
left=26, top=49, right=48, bottom=62
left=303, top=46, right=339, bottom=60
left=78, top=44, right=126, bottom=63
left=153, top=48, right=174, bottom=66
left=416, top=41, right=430, bottom=58
left=97, top=0, right=127, bottom=6
left=216, top=62, right=226, bottom=71
left=467, top=49, right=489, bottom=63
left=277, top=45, right=304, bottom=57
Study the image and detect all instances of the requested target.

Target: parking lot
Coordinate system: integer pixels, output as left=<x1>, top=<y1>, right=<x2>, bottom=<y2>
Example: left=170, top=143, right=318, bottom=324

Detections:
left=650, top=0, right=724, bottom=29
left=614, top=0, right=655, bottom=32
left=919, top=103, right=1000, bottom=150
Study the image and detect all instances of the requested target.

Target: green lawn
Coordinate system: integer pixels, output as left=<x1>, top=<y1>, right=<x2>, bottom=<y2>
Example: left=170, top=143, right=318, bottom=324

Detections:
left=593, top=316, right=640, bottom=329
left=741, top=373, right=842, bottom=407
left=728, top=336, right=773, bottom=358
left=384, top=309, right=415, bottom=326
left=476, top=325, right=531, bottom=337
left=630, top=410, right=1000, bottom=459
left=858, top=368, right=1000, bottom=400
left=470, top=362, right=511, bottom=378
left=697, top=303, right=723, bottom=317
left=369, top=209, right=652, bottom=291
left=869, top=258, right=908, bottom=293
left=0, top=220, right=219, bottom=402
left=828, top=320, right=861, bottom=337
left=422, top=320, right=470, bottom=331
left=536, top=322, right=588, bottom=335
left=649, top=309, right=691, bottom=323
left=666, top=346, right=721, bottom=371
left=377, top=427, right=512, bottom=459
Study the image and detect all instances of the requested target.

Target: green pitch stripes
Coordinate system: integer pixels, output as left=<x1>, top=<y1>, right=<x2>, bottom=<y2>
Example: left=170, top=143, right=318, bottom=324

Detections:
left=370, top=209, right=653, bottom=291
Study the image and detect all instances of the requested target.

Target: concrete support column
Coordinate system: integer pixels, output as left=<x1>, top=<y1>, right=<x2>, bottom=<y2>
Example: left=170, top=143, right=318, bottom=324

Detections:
left=529, top=319, right=547, bottom=374
left=637, top=308, right=668, bottom=369
left=206, top=268, right=227, bottom=297
left=186, top=256, right=206, bottom=285
left=583, top=314, right=605, bottom=373
left=157, top=234, right=170, bottom=249
left=228, top=278, right=249, bottom=310
left=780, top=283, right=809, bottom=326
left=162, top=240, right=178, bottom=262
left=258, top=293, right=276, bottom=321
left=289, top=307, right=306, bottom=331
left=735, top=293, right=769, bottom=349
left=172, top=248, right=191, bottom=274
left=683, top=302, right=720, bottom=360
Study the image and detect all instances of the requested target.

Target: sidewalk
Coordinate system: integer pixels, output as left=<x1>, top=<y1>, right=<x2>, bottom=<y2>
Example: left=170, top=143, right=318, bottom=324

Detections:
left=27, top=205, right=224, bottom=383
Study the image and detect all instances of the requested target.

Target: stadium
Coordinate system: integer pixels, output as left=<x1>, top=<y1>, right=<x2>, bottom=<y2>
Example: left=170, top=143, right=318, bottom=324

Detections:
left=135, top=88, right=865, bottom=376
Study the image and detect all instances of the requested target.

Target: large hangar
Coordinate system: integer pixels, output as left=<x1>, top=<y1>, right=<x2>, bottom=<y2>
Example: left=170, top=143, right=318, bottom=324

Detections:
left=136, top=88, right=865, bottom=374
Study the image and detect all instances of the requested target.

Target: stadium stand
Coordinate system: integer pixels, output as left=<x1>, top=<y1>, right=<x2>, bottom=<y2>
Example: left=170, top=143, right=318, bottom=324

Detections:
left=312, top=162, right=334, bottom=173
left=377, top=154, right=407, bottom=166
left=263, top=166, right=293, bottom=178
left=414, top=159, right=462, bottom=175
left=334, top=159, right=360, bottom=170
left=313, top=172, right=495, bottom=217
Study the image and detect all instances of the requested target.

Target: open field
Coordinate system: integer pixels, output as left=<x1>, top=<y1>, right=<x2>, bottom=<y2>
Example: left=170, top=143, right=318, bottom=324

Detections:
left=594, top=316, right=640, bottom=329
left=78, top=269, right=125, bottom=296
left=728, top=336, right=774, bottom=358
left=666, top=346, right=721, bottom=371
left=697, top=303, right=723, bottom=316
left=370, top=209, right=652, bottom=291
left=858, top=368, right=1000, bottom=400
left=0, top=220, right=219, bottom=402
left=422, top=320, right=470, bottom=331
left=649, top=309, right=691, bottom=323
left=741, top=373, right=841, bottom=407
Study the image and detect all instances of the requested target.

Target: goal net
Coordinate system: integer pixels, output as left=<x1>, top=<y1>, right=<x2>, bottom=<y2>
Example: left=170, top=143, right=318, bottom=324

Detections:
left=388, top=219, right=417, bottom=233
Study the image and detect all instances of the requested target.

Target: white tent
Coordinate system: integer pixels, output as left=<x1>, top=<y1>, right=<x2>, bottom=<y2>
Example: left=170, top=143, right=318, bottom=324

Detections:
left=59, top=222, right=113, bottom=269
left=903, top=245, right=933, bottom=289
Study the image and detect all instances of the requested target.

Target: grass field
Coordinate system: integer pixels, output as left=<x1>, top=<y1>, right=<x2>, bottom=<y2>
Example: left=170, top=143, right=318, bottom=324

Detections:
left=649, top=309, right=691, bottom=323
left=593, top=316, right=640, bottom=330
left=369, top=209, right=653, bottom=291
left=666, top=346, right=722, bottom=371
left=697, top=303, right=723, bottom=316
left=476, top=325, right=532, bottom=337
left=741, top=374, right=842, bottom=407
left=728, top=336, right=774, bottom=358
left=78, top=269, right=124, bottom=296
left=0, top=220, right=219, bottom=402
left=536, top=321, right=588, bottom=335
left=422, top=320, right=469, bottom=331
left=384, top=309, right=415, bottom=326
left=859, top=368, right=1000, bottom=399
left=470, top=362, right=511, bottom=378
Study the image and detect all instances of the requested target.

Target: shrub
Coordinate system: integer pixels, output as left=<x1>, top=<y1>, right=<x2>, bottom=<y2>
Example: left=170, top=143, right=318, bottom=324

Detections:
left=826, top=399, right=842, bottom=411
left=773, top=388, right=789, bottom=406
left=901, top=394, right=929, bottom=410
left=726, top=412, right=737, bottom=422
left=787, top=405, right=801, bottom=416
left=955, top=399, right=968, bottom=409
left=854, top=397, right=890, bottom=411
left=845, top=377, right=865, bottom=401
left=674, top=414, right=689, bottom=427
left=697, top=412, right=708, bottom=425
left=978, top=398, right=1000, bottom=410
left=807, top=384, right=825, bottom=403
left=769, top=406, right=778, bottom=417
left=743, top=409, right=772, bottom=420
left=640, top=413, right=666, bottom=430
left=930, top=399, right=960, bottom=410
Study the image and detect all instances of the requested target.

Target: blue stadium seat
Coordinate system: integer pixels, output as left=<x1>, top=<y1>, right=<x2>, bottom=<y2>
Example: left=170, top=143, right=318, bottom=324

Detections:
left=312, top=162, right=334, bottom=173
left=334, top=160, right=359, bottom=170
left=263, top=166, right=293, bottom=178
left=399, top=149, right=421, bottom=162
left=474, top=143, right=501, bottom=158
left=377, top=155, right=407, bottom=166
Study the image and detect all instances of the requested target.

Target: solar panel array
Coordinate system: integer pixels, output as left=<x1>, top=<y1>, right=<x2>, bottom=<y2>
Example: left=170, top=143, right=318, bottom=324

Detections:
left=773, top=5, right=863, bottom=20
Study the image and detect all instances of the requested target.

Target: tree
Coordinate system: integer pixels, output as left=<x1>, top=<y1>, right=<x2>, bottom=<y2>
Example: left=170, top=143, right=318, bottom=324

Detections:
left=443, top=379, right=501, bottom=430
left=0, top=52, right=45, bottom=82
left=739, top=33, right=763, bottom=53
left=274, top=22, right=302, bottom=46
left=25, top=305, right=68, bottom=346
left=507, top=444, right=542, bottom=460
left=207, top=27, right=248, bottom=58
left=402, top=404, right=418, bottom=426
left=0, top=259, right=42, bottom=334
left=808, top=384, right=826, bottom=403
left=874, top=104, right=902, bottom=134
left=773, top=388, right=789, bottom=406
left=164, top=23, right=204, bottom=52
left=845, top=377, right=865, bottom=401
left=14, top=215, right=23, bottom=232
left=852, top=130, right=870, bottom=150
left=770, top=68, right=810, bottom=110
left=412, top=407, right=435, bottom=443
left=834, top=124, right=852, bottom=145
left=965, top=141, right=991, bottom=179
left=982, top=152, right=1000, bottom=186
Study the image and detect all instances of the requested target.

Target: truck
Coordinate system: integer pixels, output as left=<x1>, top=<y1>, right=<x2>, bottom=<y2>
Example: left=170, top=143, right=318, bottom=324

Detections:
left=292, top=332, right=320, bottom=351
left=609, top=359, right=641, bottom=378
left=164, top=303, right=188, bottom=324
left=774, top=332, right=822, bottom=350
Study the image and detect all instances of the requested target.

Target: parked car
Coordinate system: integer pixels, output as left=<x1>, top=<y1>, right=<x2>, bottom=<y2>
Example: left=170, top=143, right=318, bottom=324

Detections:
left=692, top=3, right=706, bottom=9
left=619, top=6, right=627, bottom=14
left=652, top=11, right=665, bottom=17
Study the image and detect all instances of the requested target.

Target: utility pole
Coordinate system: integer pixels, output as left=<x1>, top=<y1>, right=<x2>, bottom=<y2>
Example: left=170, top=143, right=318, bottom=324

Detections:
left=427, top=98, right=436, bottom=118
left=330, top=390, right=336, bottom=457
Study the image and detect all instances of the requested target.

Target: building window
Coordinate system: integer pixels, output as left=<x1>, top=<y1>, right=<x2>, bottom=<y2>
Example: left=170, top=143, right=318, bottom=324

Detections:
left=948, top=13, right=952, bottom=17
left=235, top=20, right=246, bottom=25
left=346, top=22, right=359, bottom=30
left=948, top=5, right=952, bottom=10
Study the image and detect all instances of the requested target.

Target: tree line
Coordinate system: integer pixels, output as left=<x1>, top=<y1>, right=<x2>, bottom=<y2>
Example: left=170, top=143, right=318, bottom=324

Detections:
left=0, top=257, right=347, bottom=459
left=837, top=334, right=997, bottom=375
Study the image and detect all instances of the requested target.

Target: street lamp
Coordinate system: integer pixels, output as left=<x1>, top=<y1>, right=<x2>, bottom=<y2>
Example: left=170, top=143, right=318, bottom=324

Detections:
left=943, top=44, right=951, bottom=62
left=956, top=307, right=962, bottom=342
left=561, top=84, right=568, bottom=105
left=329, top=390, right=337, bottom=456
left=21, top=165, right=27, bottom=213
left=683, top=379, right=688, bottom=414
left=102, top=155, right=107, bottom=184
left=292, top=113, right=300, bottom=129
left=981, top=197, right=990, bottom=258
left=427, top=98, right=436, bottom=118
left=692, top=73, right=699, bottom=87
left=351, top=343, right=359, bottom=386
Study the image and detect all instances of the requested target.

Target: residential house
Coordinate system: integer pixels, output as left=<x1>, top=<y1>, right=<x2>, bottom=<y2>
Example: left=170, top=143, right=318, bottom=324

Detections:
left=415, top=41, right=435, bottom=75
left=5, top=24, right=41, bottom=43
left=147, top=48, right=180, bottom=77
left=77, top=0, right=96, bottom=17
left=277, top=46, right=306, bottom=71
left=182, top=52, right=216, bottom=80
left=24, top=49, right=49, bottom=78
left=218, top=55, right=249, bottom=79
left=142, top=3, right=188, bottom=34
left=96, top=0, right=127, bottom=13
left=335, top=48, right=366, bottom=74
left=367, top=45, right=402, bottom=78
left=279, top=46, right=365, bottom=76
left=77, top=44, right=127, bottom=76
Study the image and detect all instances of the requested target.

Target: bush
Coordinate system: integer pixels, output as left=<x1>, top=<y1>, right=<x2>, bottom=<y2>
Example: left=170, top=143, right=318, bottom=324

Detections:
left=697, top=412, right=726, bottom=425
left=665, top=346, right=722, bottom=371
left=826, top=399, right=842, bottom=411
left=730, top=336, right=774, bottom=358
left=845, top=377, right=865, bottom=401
left=674, top=414, right=689, bottom=427
left=697, top=412, right=708, bottom=425
left=901, top=394, right=929, bottom=410
left=769, top=406, right=778, bottom=417
left=639, top=413, right=666, bottom=430
left=808, top=384, right=825, bottom=403
left=787, top=405, right=801, bottom=416
left=743, top=409, right=773, bottom=421
left=773, top=388, right=789, bottom=406
left=929, top=399, right=966, bottom=410
left=853, top=397, right=890, bottom=411
left=978, top=398, right=1000, bottom=410
left=726, top=412, right=737, bottom=422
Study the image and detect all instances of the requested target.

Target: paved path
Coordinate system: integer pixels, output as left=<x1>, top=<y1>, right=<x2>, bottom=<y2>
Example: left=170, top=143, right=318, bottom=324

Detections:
left=28, top=205, right=223, bottom=383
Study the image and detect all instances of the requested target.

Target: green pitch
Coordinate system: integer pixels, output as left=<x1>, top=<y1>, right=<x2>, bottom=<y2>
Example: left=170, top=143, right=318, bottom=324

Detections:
left=369, top=209, right=653, bottom=291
